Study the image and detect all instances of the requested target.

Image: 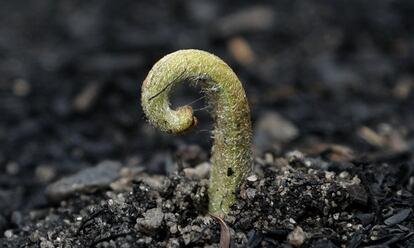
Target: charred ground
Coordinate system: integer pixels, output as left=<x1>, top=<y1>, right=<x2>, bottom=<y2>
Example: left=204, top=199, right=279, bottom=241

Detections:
left=1, top=0, right=414, bottom=247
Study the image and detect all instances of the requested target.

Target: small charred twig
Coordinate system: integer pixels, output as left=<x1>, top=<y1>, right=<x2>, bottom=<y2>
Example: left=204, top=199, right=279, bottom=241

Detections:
left=77, top=209, right=109, bottom=235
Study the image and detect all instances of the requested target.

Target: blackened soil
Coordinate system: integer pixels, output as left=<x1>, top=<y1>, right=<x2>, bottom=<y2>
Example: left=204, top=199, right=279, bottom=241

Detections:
left=1, top=0, right=414, bottom=247
left=1, top=153, right=413, bottom=247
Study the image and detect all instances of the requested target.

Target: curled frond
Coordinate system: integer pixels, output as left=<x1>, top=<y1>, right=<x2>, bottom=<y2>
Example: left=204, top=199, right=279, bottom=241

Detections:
left=141, top=49, right=252, bottom=214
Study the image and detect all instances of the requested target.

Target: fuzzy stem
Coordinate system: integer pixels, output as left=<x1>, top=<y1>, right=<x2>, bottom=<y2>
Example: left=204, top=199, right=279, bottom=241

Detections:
left=141, top=49, right=252, bottom=214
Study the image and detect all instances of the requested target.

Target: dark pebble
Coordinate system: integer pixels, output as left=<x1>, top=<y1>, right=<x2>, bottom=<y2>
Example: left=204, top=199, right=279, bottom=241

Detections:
left=46, top=161, right=121, bottom=202
left=384, top=208, right=412, bottom=226
left=354, top=212, right=375, bottom=226
left=346, top=184, right=368, bottom=206
left=247, top=229, right=263, bottom=247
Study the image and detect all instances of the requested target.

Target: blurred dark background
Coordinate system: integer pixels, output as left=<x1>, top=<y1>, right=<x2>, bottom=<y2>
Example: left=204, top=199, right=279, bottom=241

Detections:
left=1, top=0, right=414, bottom=213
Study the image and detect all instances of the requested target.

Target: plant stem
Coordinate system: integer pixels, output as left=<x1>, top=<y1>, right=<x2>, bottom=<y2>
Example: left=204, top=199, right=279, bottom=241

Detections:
left=141, top=49, right=252, bottom=214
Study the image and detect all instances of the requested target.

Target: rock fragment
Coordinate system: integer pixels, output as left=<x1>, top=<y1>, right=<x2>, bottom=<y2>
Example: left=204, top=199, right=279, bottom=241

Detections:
left=215, top=6, right=275, bottom=36
left=183, top=162, right=210, bottom=179
left=254, top=112, right=298, bottom=151
left=72, top=81, right=102, bottom=112
left=384, top=208, right=411, bottom=226
left=136, top=208, right=164, bottom=234
left=287, top=226, right=306, bottom=247
left=46, top=161, right=121, bottom=201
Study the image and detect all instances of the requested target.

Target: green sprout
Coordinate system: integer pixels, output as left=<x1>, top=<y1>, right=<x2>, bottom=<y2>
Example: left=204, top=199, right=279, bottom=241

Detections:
left=141, top=49, right=252, bottom=214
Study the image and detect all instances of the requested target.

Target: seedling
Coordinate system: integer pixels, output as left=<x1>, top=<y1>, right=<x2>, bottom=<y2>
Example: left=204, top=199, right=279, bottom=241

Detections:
left=141, top=49, right=252, bottom=214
